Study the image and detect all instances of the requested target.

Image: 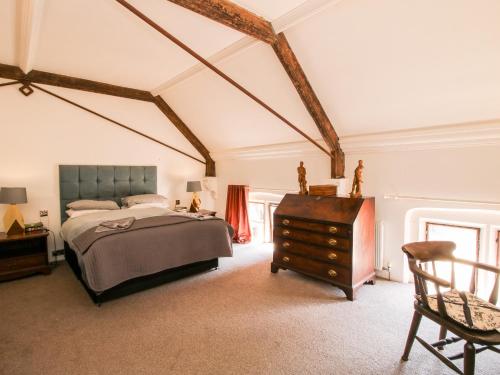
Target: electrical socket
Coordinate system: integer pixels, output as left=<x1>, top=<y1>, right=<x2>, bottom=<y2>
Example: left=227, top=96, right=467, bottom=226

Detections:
left=40, top=210, right=48, bottom=217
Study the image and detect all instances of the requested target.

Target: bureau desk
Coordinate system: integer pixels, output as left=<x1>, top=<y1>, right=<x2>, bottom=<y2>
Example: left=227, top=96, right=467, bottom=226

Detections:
left=271, top=194, right=375, bottom=300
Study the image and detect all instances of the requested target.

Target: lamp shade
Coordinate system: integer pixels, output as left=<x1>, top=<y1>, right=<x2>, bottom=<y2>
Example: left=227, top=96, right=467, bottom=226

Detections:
left=0, top=187, right=27, bottom=204
left=186, top=181, right=202, bottom=193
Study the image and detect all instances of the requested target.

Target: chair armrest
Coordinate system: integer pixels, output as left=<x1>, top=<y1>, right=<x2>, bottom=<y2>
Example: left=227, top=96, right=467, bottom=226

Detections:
left=411, top=265, right=451, bottom=288
left=454, top=258, right=500, bottom=274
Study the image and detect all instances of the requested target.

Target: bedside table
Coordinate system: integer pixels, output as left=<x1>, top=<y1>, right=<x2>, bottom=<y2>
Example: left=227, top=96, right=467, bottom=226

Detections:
left=0, top=231, right=51, bottom=281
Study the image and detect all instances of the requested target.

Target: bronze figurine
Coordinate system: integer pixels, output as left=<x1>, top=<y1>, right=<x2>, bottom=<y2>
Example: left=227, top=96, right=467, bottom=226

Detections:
left=350, top=160, right=364, bottom=198
left=297, top=161, right=308, bottom=195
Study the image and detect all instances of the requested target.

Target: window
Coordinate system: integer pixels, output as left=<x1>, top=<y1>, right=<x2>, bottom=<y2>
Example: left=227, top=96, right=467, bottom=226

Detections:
left=248, top=200, right=281, bottom=244
left=269, top=203, right=279, bottom=241
left=425, top=222, right=480, bottom=292
left=248, top=202, right=265, bottom=243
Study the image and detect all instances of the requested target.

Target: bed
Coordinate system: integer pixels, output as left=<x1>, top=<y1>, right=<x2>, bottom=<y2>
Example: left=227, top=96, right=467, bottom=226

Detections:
left=59, top=165, right=233, bottom=304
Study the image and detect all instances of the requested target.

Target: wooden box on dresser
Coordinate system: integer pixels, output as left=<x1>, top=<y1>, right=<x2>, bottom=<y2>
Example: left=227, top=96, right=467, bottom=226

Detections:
left=271, top=194, right=375, bottom=300
left=0, top=231, right=51, bottom=281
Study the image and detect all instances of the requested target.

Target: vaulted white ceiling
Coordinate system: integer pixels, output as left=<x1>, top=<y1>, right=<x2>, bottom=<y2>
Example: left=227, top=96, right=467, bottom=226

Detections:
left=0, top=0, right=16, bottom=65
left=34, top=0, right=245, bottom=90
left=1, top=0, right=500, bottom=154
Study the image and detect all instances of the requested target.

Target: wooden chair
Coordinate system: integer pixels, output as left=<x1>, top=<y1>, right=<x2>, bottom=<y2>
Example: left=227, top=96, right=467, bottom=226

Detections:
left=401, top=241, right=500, bottom=375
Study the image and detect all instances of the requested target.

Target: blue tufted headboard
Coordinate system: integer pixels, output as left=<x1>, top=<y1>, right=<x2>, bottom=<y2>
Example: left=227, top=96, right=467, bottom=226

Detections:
left=59, top=165, right=157, bottom=223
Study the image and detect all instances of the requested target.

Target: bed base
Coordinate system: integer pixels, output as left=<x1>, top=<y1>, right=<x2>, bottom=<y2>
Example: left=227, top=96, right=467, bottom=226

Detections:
left=64, top=242, right=218, bottom=305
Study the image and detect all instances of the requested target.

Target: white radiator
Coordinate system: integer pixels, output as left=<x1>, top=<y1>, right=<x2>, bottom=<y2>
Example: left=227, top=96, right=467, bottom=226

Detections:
left=375, top=221, right=384, bottom=270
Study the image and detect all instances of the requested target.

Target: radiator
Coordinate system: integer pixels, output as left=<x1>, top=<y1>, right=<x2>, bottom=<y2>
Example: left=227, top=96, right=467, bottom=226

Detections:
left=375, top=221, right=384, bottom=270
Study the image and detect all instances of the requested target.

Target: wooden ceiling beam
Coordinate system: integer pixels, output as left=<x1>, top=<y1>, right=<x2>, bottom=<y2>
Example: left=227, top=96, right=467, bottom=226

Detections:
left=272, top=32, right=345, bottom=177
left=26, top=70, right=155, bottom=102
left=153, top=96, right=215, bottom=176
left=0, top=63, right=154, bottom=101
left=0, top=63, right=25, bottom=80
left=166, top=0, right=276, bottom=44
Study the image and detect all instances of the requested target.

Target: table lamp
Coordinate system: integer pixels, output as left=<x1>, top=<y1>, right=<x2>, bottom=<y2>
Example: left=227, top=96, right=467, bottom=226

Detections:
left=0, top=187, right=27, bottom=235
left=187, top=181, right=202, bottom=213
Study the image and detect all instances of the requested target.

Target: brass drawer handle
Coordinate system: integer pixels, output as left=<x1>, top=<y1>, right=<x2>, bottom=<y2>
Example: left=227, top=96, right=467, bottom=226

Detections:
left=328, top=238, right=337, bottom=246
left=328, top=252, right=337, bottom=260
left=282, top=219, right=290, bottom=225
left=282, top=229, right=290, bottom=236
left=282, top=241, right=291, bottom=248
left=282, top=256, right=290, bottom=263
left=329, top=226, right=338, bottom=234
left=328, top=269, right=337, bottom=277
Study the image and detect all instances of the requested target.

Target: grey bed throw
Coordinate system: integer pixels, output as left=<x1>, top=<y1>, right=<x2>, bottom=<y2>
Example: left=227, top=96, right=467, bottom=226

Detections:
left=71, top=214, right=233, bottom=293
left=73, top=215, right=196, bottom=255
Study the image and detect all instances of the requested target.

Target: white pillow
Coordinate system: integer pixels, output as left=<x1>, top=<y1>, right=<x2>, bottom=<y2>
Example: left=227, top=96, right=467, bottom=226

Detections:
left=126, top=203, right=170, bottom=210
left=66, top=200, right=119, bottom=210
left=66, top=209, right=109, bottom=218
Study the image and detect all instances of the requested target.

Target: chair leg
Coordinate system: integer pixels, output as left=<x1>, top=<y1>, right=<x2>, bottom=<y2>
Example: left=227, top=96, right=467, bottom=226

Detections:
left=437, top=326, right=447, bottom=350
left=401, top=310, right=422, bottom=361
left=463, top=342, right=475, bottom=375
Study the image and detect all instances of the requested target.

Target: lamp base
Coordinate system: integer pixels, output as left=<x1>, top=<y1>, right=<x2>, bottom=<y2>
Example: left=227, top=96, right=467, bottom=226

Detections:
left=3, top=204, right=25, bottom=235
left=189, top=192, right=201, bottom=213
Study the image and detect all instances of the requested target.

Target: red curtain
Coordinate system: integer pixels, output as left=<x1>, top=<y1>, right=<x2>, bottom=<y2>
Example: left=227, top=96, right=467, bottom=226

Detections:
left=225, top=185, right=251, bottom=244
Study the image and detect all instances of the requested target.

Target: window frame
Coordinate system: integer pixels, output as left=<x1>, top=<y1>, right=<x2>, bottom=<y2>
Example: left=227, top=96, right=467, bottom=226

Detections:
left=424, top=221, right=481, bottom=261
left=268, top=202, right=279, bottom=242
left=248, top=200, right=266, bottom=243
left=424, top=221, right=481, bottom=292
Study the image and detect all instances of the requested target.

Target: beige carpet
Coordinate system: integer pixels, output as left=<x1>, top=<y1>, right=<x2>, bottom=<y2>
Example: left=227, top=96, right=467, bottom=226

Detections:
left=1, top=244, right=499, bottom=375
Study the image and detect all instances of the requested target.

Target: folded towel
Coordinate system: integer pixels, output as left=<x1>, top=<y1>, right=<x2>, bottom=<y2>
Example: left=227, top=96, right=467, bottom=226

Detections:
left=95, top=217, right=136, bottom=233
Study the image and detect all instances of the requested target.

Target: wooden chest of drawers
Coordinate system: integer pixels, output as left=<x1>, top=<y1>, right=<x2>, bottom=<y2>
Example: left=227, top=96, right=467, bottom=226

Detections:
left=271, top=194, right=375, bottom=300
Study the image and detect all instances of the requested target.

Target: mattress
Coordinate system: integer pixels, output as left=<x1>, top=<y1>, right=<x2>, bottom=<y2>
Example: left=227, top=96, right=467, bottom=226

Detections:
left=61, top=208, right=233, bottom=292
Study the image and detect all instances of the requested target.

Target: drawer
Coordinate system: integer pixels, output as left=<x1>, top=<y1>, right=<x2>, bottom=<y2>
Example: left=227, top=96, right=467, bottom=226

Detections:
left=275, top=238, right=351, bottom=268
left=274, top=250, right=351, bottom=284
left=0, top=253, right=46, bottom=272
left=274, top=227, right=351, bottom=251
left=276, top=216, right=350, bottom=238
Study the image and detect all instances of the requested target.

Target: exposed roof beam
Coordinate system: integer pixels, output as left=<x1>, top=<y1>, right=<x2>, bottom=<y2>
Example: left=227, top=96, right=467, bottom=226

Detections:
left=0, top=63, right=25, bottom=80
left=166, top=0, right=276, bottom=44
left=272, top=32, right=344, bottom=177
left=272, top=33, right=340, bottom=149
left=16, top=0, right=45, bottom=73
left=153, top=96, right=215, bottom=176
left=26, top=69, right=155, bottom=102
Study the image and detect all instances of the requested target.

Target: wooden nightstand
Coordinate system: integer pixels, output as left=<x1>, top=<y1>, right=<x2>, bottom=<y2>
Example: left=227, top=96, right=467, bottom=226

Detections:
left=0, top=231, right=51, bottom=281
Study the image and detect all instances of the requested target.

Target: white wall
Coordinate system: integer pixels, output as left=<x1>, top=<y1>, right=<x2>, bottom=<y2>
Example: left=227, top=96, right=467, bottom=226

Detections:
left=214, top=142, right=500, bottom=282
left=0, top=81, right=207, bottom=255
